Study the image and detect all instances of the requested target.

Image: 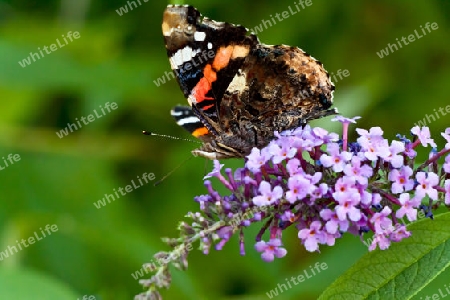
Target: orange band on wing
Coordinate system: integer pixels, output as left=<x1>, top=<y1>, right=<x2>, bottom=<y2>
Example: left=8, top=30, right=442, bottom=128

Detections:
left=191, top=46, right=235, bottom=105
left=202, top=104, right=215, bottom=110
left=192, top=127, right=209, bottom=137
left=192, top=64, right=217, bottom=103
left=193, top=77, right=214, bottom=103
left=203, top=64, right=217, bottom=82
left=212, top=45, right=233, bottom=71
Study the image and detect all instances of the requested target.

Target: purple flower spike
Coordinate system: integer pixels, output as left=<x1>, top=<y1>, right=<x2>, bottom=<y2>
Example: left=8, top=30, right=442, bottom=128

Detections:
left=175, top=116, right=449, bottom=265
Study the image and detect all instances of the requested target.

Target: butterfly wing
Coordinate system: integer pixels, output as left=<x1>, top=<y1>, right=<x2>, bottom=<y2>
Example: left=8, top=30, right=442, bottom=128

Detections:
left=162, top=5, right=336, bottom=159
left=163, top=5, right=258, bottom=135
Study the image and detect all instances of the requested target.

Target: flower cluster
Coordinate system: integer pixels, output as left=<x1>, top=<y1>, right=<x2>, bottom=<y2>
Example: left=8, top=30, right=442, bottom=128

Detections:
left=195, top=117, right=450, bottom=257
left=136, top=118, right=450, bottom=300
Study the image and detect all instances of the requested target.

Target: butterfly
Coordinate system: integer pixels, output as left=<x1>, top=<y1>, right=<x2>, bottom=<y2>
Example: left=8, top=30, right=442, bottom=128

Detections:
left=162, top=5, right=336, bottom=159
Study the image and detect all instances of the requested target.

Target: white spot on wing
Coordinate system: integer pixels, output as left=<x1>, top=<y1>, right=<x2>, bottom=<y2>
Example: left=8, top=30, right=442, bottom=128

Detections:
left=207, top=42, right=213, bottom=49
left=227, top=71, right=246, bottom=92
left=181, top=47, right=193, bottom=62
left=176, top=116, right=200, bottom=126
left=170, top=110, right=183, bottom=116
left=194, top=31, right=206, bottom=41
left=169, top=47, right=200, bottom=69
left=170, top=51, right=183, bottom=69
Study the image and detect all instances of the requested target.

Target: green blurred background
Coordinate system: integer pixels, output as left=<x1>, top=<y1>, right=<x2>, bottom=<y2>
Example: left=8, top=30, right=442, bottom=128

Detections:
left=0, top=0, right=449, bottom=299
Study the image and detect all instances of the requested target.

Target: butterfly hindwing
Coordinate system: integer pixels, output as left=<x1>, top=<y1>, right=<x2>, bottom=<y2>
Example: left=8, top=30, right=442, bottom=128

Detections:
left=170, top=106, right=212, bottom=141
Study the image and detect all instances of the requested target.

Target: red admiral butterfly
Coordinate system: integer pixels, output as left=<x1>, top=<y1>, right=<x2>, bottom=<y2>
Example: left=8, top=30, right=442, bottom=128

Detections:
left=163, top=5, right=336, bottom=159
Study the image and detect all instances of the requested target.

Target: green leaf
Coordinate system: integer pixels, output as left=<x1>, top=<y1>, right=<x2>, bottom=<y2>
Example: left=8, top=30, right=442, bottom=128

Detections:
left=0, top=267, right=78, bottom=300
left=318, top=212, right=450, bottom=300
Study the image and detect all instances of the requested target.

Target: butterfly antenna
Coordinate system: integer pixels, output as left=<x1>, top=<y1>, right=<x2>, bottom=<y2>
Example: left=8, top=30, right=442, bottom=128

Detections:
left=142, top=130, right=202, bottom=144
left=153, top=155, right=194, bottom=186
